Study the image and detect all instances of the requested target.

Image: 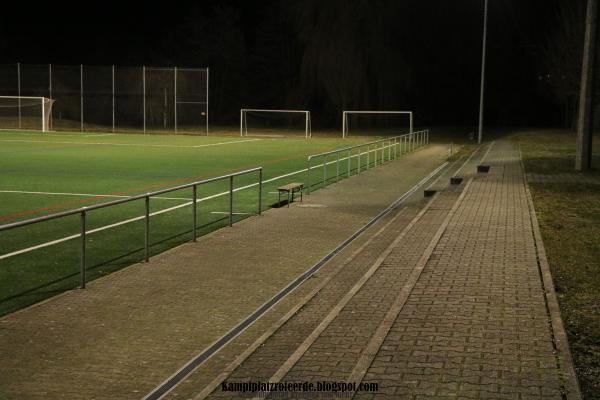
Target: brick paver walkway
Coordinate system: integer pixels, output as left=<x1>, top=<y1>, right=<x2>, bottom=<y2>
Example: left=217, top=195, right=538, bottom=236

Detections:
left=194, top=141, right=579, bottom=400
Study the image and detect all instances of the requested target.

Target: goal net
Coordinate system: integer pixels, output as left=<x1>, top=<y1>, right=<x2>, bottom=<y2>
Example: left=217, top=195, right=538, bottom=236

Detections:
left=0, top=96, right=55, bottom=132
left=240, top=109, right=311, bottom=139
left=342, top=111, right=413, bottom=138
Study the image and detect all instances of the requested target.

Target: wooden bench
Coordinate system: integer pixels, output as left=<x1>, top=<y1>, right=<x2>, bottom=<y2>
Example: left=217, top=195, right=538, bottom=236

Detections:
left=277, top=183, right=304, bottom=207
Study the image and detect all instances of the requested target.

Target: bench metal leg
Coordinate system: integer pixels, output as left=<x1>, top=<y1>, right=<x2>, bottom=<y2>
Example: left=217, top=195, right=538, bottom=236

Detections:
left=288, top=191, right=291, bottom=207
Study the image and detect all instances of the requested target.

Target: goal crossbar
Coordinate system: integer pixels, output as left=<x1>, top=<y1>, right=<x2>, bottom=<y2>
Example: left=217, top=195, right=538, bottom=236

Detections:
left=342, top=111, right=413, bottom=138
left=240, top=109, right=311, bottom=138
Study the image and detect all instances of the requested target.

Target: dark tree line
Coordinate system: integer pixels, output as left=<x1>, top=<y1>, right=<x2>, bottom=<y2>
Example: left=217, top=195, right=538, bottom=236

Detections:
left=150, top=1, right=490, bottom=128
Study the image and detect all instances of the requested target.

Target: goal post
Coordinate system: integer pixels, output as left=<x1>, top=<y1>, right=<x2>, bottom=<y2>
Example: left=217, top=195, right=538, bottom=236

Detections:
left=342, top=111, right=413, bottom=138
left=240, top=109, right=311, bottom=139
left=0, top=96, right=55, bottom=132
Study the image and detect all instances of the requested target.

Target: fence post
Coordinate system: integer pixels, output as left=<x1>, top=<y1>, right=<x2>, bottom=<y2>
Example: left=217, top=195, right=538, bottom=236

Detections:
left=358, top=148, right=361, bottom=173
left=17, top=62, right=21, bottom=129
left=145, top=195, right=150, bottom=261
left=112, top=65, right=115, bottom=133
left=48, top=64, right=52, bottom=130
left=258, top=168, right=263, bottom=215
left=80, top=209, right=87, bottom=289
left=229, top=176, right=234, bottom=227
left=80, top=64, right=84, bottom=132
left=174, top=66, right=178, bottom=132
left=143, top=66, right=146, bottom=134
left=388, top=139, right=391, bottom=161
left=306, top=157, right=311, bottom=195
left=192, top=185, right=197, bottom=242
left=367, top=145, right=370, bottom=169
left=336, top=152, right=340, bottom=183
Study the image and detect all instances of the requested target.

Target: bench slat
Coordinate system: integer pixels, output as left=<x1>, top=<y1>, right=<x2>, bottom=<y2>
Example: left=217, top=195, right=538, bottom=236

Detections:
left=278, top=183, right=304, bottom=191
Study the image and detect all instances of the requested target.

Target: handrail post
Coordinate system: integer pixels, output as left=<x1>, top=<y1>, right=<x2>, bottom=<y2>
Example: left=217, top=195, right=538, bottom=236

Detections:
left=258, top=168, right=263, bottom=215
left=307, top=157, right=311, bottom=195
left=229, top=175, right=234, bottom=227
left=145, top=195, right=150, bottom=262
left=192, top=185, right=197, bottom=242
left=80, top=209, right=86, bottom=289
left=375, top=143, right=378, bottom=166
left=322, top=154, right=326, bottom=188
left=347, top=149, right=351, bottom=177
left=336, top=152, right=340, bottom=183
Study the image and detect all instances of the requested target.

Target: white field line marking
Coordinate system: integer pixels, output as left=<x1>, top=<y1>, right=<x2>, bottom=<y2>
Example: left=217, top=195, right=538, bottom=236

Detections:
left=0, top=131, right=117, bottom=137
left=0, top=141, right=424, bottom=261
left=0, top=138, right=262, bottom=149
left=0, top=190, right=190, bottom=201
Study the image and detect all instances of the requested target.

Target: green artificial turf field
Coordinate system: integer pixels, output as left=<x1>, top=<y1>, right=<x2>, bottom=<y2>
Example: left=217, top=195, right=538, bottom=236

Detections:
left=0, top=130, right=418, bottom=316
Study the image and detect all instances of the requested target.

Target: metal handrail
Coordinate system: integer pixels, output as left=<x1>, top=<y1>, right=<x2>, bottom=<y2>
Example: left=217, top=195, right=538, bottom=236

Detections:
left=0, top=167, right=262, bottom=231
left=306, top=130, right=429, bottom=194
left=0, top=167, right=263, bottom=288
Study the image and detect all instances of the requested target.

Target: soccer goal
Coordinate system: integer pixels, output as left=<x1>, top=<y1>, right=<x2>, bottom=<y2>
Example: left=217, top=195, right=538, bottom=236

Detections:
left=0, top=96, right=55, bottom=132
left=240, top=109, right=311, bottom=139
left=342, top=111, right=413, bottom=138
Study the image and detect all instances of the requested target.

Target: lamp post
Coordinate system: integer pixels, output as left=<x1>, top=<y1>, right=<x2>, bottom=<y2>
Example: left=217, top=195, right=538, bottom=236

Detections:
left=478, top=0, right=489, bottom=144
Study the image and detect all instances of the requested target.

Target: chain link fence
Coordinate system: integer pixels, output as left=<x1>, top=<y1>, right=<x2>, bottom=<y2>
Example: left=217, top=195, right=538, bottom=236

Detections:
left=0, top=63, right=209, bottom=134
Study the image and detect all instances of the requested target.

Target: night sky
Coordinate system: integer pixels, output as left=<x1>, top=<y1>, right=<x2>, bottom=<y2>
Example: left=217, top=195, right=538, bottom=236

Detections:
left=0, top=0, right=578, bottom=128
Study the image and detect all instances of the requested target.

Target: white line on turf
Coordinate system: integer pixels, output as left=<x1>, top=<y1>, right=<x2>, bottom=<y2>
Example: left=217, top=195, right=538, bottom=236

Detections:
left=0, top=190, right=190, bottom=201
left=0, top=138, right=262, bottom=149
left=0, top=131, right=117, bottom=137
left=0, top=141, right=418, bottom=260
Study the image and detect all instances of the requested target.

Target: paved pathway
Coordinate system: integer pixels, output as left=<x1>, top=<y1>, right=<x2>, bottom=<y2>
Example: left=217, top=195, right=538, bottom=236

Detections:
left=191, top=141, right=580, bottom=400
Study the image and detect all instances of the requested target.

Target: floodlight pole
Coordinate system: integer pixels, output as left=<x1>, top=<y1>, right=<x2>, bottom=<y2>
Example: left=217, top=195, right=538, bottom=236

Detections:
left=575, top=0, right=598, bottom=171
left=477, top=0, right=489, bottom=144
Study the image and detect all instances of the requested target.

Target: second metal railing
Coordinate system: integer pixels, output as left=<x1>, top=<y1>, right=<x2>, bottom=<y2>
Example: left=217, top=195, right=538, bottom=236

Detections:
left=306, top=130, right=429, bottom=193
